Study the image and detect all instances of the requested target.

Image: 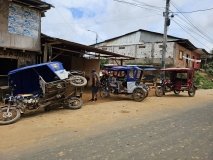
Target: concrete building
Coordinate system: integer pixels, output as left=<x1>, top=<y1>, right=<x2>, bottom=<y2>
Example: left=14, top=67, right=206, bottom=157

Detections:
left=0, top=0, right=52, bottom=85
left=93, top=29, right=210, bottom=69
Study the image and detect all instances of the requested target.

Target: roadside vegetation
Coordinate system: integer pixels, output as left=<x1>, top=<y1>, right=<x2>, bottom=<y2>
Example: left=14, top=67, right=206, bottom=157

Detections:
left=194, top=62, right=213, bottom=89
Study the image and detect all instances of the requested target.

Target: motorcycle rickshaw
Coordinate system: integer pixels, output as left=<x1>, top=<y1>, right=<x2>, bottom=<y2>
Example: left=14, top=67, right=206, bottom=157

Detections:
left=0, top=61, right=87, bottom=125
left=100, top=66, right=150, bottom=102
left=155, top=68, right=197, bottom=97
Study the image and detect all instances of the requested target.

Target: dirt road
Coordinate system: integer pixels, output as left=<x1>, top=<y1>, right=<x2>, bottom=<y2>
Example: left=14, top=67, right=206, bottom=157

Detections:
left=0, top=88, right=212, bottom=157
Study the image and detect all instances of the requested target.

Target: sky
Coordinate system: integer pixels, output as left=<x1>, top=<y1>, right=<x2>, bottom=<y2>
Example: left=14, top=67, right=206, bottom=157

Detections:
left=41, top=0, right=213, bottom=53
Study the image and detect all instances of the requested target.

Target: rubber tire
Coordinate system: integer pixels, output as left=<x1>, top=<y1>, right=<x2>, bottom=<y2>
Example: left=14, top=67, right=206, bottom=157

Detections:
left=0, top=107, right=21, bottom=125
left=174, top=90, right=180, bottom=94
left=155, top=88, right=163, bottom=97
left=145, top=85, right=150, bottom=98
left=100, top=89, right=108, bottom=98
left=188, top=87, right=196, bottom=97
left=132, top=88, right=145, bottom=102
left=69, top=76, right=87, bottom=87
left=64, top=97, right=83, bottom=109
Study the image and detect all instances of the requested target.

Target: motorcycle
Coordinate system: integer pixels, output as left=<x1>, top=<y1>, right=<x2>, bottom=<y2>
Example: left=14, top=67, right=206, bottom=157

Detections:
left=0, top=61, right=87, bottom=125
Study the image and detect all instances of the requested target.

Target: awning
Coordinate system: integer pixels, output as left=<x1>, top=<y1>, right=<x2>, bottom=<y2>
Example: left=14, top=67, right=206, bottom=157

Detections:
left=41, top=33, right=135, bottom=60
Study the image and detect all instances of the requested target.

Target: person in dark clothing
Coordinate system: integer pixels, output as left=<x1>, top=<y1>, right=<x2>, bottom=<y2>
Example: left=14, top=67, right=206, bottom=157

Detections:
left=89, top=69, right=100, bottom=102
left=120, top=72, right=127, bottom=91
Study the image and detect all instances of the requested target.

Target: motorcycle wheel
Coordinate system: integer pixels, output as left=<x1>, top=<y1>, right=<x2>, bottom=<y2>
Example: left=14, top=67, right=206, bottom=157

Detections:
left=69, top=76, right=87, bottom=87
left=0, top=106, right=21, bottom=125
left=64, top=97, right=83, bottom=109
left=100, top=89, right=108, bottom=98
left=188, top=86, right=196, bottom=97
left=145, top=86, right=150, bottom=98
left=174, top=90, right=180, bottom=94
left=132, top=88, right=145, bottom=102
left=155, top=88, right=163, bottom=97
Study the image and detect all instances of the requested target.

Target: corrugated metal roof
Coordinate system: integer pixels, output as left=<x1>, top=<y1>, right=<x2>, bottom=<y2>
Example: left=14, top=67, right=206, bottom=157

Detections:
left=41, top=33, right=134, bottom=60
left=12, top=0, right=53, bottom=13
left=95, top=29, right=181, bottom=45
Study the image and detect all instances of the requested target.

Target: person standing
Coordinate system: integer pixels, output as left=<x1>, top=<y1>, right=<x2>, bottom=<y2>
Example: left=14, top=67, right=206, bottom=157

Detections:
left=89, top=69, right=100, bottom=102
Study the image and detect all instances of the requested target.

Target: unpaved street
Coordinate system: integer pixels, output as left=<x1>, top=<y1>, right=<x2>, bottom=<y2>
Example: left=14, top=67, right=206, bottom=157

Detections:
left=0, top=89, right=213, bottom=159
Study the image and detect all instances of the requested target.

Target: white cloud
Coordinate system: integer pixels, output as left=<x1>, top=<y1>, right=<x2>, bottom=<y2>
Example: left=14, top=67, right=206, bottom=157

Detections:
left=41, top=0, right=213, bottom=52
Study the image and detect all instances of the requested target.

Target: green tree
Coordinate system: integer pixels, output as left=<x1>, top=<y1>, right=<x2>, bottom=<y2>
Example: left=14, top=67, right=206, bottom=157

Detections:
left=100, top=58, right=109, bottom=69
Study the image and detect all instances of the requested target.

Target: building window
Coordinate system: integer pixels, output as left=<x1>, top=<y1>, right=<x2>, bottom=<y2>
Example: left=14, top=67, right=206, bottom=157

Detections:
left=159, top=45, right=163, bottom=48
left=102, top=48, right=107, bottom=50
left=119, top=46, right=125, bottom=49
left=179, top=50, right=183, bottom=59
left=139, top=45, right=145, bottom=48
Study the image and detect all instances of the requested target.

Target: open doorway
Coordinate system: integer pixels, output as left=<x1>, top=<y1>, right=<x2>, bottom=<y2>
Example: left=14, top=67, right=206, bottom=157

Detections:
left=0, top=58, right=17, bottom=86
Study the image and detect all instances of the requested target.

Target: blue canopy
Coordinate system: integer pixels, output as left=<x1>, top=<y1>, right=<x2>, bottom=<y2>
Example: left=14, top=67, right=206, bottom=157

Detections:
left=107, top=66, right=142, bottom=82
left=8, top=61, right=65, bottom=95
left=107, top=66, right=142, bottom=71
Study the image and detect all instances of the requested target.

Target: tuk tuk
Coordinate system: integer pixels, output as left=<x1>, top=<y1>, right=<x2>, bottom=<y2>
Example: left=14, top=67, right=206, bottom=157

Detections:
left=155, top=68, right=197, bottom=97
left=100, top=66, right=150, bottom=102
left=0, top=61, right=87, bottom=125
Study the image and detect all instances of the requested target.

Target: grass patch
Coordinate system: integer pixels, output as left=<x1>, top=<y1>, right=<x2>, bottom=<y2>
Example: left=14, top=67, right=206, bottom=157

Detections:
left=194, top=71, right=213, bottom=89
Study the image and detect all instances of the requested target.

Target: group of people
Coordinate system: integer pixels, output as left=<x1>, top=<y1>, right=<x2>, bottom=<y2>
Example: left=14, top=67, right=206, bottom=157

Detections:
left=89, top=69, right=128, bottom=102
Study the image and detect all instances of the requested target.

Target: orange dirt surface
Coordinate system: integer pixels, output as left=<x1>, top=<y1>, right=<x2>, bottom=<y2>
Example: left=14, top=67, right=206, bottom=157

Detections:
left=0, top=88, right=212, bottom=154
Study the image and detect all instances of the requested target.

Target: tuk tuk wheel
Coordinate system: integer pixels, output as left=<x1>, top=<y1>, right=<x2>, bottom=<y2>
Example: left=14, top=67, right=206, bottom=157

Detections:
left=174, top=90, right=180, bottom=94
left=64, top=97, right=83, bottom=109
left=188, top=87, right=196, bottom=97
left=69, top=76, right=87, bottom=87
left=132, top=88, right=145, bottom=102
left=100, top=89, right=108, bottom=98
left=0, top=106, right=21, bottom=125
left=155, top=88, right=163, bottom=97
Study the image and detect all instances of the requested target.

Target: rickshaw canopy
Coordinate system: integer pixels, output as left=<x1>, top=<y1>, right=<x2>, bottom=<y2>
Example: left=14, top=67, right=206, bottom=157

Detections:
left=107, top=66, right=142, bottom=82
left=8, top=61, right=69, bottom=95
left=160, top=68, right=194, bottom=72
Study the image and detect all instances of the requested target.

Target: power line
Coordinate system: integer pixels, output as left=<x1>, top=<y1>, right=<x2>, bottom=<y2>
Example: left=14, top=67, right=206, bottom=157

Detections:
left=172, top=19, right=211, bottom=50
left=114, top=0, right=164, bottom=14
left=48, top=0, right=86, bottom=43
left=171, top=1, right=213, bottom=44
left=42, top=14, right=161, bottom=25
left=173, top=18, right=213, bottom=43
left=172, top=7, right=213, bottom=13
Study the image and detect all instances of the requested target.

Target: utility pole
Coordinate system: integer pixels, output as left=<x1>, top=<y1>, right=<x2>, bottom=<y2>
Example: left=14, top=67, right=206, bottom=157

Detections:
left=161, top=0, right=170, bottom=79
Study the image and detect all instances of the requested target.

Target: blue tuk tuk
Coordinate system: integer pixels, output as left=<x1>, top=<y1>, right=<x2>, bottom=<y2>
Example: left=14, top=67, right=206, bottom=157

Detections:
left=100, top=66, right=150, bottom=102
left=0, top=61, right=87, bottom=125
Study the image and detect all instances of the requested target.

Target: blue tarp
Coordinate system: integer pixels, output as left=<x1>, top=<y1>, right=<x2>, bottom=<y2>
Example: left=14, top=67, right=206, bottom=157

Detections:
left=8, top=61, right=65, bottom=95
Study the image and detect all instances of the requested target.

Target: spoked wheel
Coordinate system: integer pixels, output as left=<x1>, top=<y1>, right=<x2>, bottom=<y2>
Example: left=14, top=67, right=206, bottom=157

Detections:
left=132, top=88, right=146, bottom=102
left=64, top=97, right=83, bottom=109
left=155, top=88, right=163, bottom=97
left=100, top=89, right=108, bottom=98
left=69, top=76, right=87, bottom=87
left=174, top=90, right=180, bottom=95
left=188, top=86, right=196, bottom=97
left=0, top=106, right=21, bottom=125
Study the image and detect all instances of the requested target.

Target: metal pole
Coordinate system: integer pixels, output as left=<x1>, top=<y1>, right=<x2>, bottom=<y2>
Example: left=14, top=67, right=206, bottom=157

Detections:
left=161, top=0, right=170, bottom=79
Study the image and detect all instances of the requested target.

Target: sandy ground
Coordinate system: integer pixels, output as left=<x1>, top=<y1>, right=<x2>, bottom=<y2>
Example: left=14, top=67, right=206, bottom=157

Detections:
left=0, top=87, right=212, bottom=154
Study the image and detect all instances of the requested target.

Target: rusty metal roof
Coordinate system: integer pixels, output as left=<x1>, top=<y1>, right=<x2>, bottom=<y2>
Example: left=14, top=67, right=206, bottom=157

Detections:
left=12, top=0, right=53, bottom=14
left=41, top=33, right=135, bottom=60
